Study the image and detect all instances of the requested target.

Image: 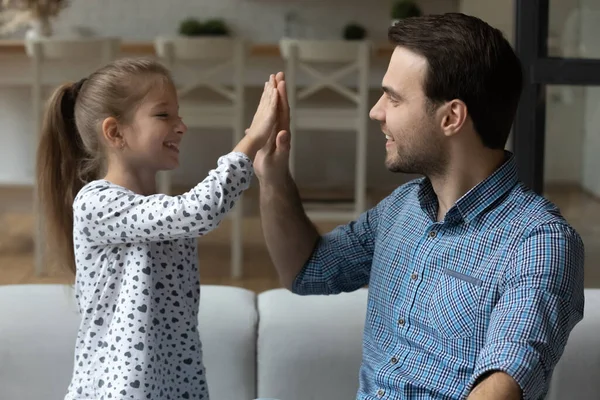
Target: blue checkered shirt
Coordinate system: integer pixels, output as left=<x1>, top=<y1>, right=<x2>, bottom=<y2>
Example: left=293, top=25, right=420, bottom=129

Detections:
left=292, top=152, right=585, bottom=400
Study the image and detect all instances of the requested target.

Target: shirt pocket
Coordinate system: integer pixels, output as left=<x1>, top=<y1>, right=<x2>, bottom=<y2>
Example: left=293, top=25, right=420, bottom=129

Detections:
left=427, top=268, right=483, bottom=339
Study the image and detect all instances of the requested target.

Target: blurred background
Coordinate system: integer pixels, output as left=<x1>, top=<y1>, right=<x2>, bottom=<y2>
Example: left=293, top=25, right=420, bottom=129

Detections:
left=0, top=0, right=598, bottom=292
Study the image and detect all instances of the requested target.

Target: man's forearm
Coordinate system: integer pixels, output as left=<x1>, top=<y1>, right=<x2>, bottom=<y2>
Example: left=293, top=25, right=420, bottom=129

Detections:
left=259, top=175, right=320, bottom=290
left=467, top=371, right=522, bottom=400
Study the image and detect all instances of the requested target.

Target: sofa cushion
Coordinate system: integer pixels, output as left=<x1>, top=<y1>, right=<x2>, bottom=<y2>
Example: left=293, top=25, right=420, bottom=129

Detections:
left=256, top=288, right=368, bottom=400
left=198, top=285, right=258, bottom=400
left=0, top=284, right=258, bottom=400
left=545, top=288, right=600, bottom=400
left=0, top=284, right=80, bottom=400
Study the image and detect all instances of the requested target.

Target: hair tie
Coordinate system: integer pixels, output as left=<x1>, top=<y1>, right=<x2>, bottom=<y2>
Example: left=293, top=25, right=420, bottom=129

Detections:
left=72, top=78, right=88, bottom=100
left=61, top=78, right=87, bottom=122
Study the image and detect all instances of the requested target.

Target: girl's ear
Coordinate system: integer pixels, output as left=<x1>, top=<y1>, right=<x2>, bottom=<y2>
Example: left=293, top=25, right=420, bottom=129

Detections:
left=101, top=117, right=125, bottom=149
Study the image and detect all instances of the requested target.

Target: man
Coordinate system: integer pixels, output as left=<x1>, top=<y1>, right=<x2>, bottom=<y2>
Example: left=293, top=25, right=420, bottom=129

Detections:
left=255, top=13, right=585, bottom=400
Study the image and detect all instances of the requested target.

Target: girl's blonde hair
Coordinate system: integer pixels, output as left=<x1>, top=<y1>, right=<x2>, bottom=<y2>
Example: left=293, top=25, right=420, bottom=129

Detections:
left=36, top=58, right=173, bottom=273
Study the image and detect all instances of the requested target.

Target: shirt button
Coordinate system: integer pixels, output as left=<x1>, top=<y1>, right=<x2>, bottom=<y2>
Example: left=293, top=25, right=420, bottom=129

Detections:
left=377, top=389, right=385, bottom=397
left=429, top=231, right=437, bottom=238
left=411, top=273, right=418, bottom=280
left=391, top=356, right=398, bottom=364
left=398, top=318, right=405, bottom=326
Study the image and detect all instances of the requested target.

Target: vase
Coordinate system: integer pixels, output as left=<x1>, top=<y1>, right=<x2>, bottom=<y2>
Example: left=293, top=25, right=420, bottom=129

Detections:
left=25, top=17, right=52, bottom=40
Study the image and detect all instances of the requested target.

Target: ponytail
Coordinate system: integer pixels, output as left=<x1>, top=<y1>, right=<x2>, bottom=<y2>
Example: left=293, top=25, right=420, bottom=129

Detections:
left=36, top=81, right=91, bottom=274
left=35, top=59, right=174, bottom=273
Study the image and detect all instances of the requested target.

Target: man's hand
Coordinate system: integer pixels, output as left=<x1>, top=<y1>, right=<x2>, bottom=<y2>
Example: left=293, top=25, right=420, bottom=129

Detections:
left=274, top=72, right=290, bottom=134
left=253, top=71, right=320, bottom=290
left=254, top=71, right=291, bottom=185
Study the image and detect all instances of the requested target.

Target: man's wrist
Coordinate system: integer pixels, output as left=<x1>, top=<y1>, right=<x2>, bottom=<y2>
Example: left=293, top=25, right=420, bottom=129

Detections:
left=258, top=173, right=293, bottom=194
left=258, top=176, right=284, bottom=192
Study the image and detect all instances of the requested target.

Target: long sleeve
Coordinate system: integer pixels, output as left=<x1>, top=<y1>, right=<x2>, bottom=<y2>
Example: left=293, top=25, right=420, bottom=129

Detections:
left=468, top=222, right=585, bottom=400
left=73, top=152, right=252, bottom=245
left=291, top=196, right=385, bottom=295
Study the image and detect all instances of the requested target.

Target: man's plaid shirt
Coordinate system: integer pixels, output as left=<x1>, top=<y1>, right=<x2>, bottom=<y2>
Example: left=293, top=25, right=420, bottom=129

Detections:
left=293, top=152, right=585, bottom=400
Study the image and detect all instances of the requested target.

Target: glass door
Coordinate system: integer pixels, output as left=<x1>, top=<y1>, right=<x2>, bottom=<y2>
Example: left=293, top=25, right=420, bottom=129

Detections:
left=513, top=0, right=600, bottom=193
left=513, top=0, right=600, bottom=287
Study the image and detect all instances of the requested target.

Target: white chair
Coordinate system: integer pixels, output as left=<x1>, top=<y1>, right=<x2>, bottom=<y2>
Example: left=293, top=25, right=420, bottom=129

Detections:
left=279, top=39, right=371, bottom=221
left=154, top=36, right=247, bottom=279
left=27, top=37, right=121, bottom=276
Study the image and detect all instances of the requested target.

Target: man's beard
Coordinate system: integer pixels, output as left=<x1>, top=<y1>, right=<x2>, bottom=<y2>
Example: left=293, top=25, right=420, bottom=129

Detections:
left=385, top=133, right=447, bottom=177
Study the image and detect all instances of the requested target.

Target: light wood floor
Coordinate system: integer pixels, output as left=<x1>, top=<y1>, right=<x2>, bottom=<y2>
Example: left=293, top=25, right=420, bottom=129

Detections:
left=1, top=184, right=599, bottom=291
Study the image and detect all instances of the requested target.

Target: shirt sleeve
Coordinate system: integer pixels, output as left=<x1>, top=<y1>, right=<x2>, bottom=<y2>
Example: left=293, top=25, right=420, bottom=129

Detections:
left=291, top=196, right=386, bottom=296
left=469, top=222, right=585, bottom=400
left=73, top=152, right=252, bottom=245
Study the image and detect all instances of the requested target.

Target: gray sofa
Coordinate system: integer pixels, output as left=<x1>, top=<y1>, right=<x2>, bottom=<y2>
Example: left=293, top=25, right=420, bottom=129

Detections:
left=0, top=284, right=598, bottom=400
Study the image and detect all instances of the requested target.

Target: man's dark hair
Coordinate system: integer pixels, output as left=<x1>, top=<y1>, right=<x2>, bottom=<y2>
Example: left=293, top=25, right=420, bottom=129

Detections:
left=389, top=13, right=523, bottom=149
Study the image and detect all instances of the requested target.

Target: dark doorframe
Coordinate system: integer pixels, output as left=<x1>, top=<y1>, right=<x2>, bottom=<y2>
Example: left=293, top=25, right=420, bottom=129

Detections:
left=513, top=0, right=600, bottom=194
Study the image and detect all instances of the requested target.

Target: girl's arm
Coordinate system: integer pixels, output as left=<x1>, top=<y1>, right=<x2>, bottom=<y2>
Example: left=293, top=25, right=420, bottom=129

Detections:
left=74, top=152, right=251, bottom=245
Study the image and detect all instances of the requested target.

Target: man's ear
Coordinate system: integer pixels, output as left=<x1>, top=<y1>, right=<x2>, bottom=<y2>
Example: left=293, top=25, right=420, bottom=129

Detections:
left=439, top=99, right=468, bottom=138
left=101, top=117, right=125, bottom=149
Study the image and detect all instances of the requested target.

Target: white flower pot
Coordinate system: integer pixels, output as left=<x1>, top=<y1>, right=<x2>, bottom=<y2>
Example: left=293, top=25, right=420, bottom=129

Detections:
left=26, top=18, right=52, bottom=40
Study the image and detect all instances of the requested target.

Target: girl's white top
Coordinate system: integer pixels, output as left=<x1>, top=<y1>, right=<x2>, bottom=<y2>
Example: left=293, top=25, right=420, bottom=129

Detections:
left=65, top=152, right=253, bottom=400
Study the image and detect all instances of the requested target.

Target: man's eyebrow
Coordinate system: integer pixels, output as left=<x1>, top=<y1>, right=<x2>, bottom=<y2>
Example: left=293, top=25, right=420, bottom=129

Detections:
left=382, top=86, right=402, bottom=100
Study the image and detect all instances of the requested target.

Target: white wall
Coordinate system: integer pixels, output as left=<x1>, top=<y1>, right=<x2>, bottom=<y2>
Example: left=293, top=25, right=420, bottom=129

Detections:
left=582, top=87, right=600, bottom=197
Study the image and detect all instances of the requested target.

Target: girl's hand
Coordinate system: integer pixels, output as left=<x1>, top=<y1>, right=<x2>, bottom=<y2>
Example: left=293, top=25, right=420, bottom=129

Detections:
left=246, top=74, right=278, bottom=149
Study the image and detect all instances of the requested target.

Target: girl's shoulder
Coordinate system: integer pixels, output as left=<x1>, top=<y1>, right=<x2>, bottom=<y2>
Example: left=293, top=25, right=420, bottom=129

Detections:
left=73, top=180, right=132, bottom=209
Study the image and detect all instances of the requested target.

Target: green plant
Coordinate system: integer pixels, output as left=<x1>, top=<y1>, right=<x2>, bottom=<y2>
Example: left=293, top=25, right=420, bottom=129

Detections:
left=178, top=17, right=229, bottom=36
left=391, top=0, right=422, bottom=19
left=202, top=18, right=229, bottom=36
left=343, top=23, right=366, bottom=40
left=178, top=17, right=204, bottom=36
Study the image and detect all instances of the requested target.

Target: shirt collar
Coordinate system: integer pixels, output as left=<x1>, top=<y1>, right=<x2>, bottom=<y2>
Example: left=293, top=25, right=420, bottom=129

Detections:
left=417, top=151, right=518, bottom=224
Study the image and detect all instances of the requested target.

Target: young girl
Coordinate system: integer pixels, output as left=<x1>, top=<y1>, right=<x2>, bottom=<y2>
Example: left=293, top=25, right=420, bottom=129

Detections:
left=36, top=58, right=282, bottom=399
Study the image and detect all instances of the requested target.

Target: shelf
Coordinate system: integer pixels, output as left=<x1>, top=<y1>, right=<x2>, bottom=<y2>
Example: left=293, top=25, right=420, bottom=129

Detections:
left=0, top=39, right=395, bottom=58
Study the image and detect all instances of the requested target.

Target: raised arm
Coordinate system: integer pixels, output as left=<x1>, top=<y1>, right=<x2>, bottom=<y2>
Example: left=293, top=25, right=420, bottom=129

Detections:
left=256, top=71, right=379, bottom=292
left=259, top=171, right=321, bottom=289
left=74, top=152, right=251, bottom=245
left=74, top=73, right=282, bottom=246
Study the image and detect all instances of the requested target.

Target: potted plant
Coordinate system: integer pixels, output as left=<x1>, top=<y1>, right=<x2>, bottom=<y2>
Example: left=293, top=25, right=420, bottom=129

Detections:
left=391, top=0, right=422, bottom=26
left=201, top=19, right=229, bottom=36
left=0, top=0, right=69, bottom=38
left=178, top=17, right=204, bottom=36
left=343, top=23, right=366, bottom=41
left=178, top=17, right=229, bottom=37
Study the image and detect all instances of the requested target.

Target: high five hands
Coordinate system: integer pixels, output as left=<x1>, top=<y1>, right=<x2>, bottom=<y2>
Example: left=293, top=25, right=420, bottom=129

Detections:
left=253, top=72, right=292, bottom=185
